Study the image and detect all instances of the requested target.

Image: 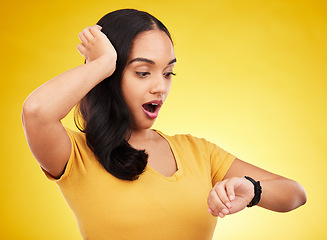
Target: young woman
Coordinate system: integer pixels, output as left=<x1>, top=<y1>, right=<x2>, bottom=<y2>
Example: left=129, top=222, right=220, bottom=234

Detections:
left=22, top=9, right=306, bottom=240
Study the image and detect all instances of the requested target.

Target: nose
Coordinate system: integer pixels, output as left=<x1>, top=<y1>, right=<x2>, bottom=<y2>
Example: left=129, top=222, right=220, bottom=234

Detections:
left=150, top=75, right=169, bottom=96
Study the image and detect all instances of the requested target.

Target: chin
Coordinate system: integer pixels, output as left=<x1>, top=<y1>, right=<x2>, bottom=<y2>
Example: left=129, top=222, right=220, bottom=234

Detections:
left=137, top=119, right=156, bottom=130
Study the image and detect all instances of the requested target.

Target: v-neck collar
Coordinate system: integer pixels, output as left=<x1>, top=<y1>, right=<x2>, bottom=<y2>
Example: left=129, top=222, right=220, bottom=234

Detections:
left=145, top=130, right=184, bottom=182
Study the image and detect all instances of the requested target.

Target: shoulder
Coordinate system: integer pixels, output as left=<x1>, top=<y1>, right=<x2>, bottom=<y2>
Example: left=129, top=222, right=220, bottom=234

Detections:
left=157, top=130, right=202, bottom=141
left=156, top=130, right=235, bottom=158
left=156, top=130, right=211, bottom=152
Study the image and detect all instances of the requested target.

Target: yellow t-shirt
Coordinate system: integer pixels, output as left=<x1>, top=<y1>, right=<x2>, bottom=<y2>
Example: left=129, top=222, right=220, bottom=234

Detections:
left=44, top=128, right=235, bottom=240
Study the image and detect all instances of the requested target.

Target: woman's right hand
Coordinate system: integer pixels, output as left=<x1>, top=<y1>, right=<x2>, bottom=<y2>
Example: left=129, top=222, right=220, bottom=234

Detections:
left=77, top=25, right=117, bottom=78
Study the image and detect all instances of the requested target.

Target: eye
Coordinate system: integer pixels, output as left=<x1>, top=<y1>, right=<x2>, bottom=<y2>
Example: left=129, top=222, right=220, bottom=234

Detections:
left=164, top=72, right=176, bottom=79
left=136, top=72, right=150, bottom=78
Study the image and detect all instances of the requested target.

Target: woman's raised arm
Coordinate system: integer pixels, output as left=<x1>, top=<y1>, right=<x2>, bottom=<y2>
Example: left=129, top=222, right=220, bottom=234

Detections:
left=22, top=25, right=117, bottom=178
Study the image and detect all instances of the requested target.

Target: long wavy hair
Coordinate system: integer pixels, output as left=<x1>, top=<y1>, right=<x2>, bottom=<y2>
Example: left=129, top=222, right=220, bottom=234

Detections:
left=74, top=9, right=172, bottom=181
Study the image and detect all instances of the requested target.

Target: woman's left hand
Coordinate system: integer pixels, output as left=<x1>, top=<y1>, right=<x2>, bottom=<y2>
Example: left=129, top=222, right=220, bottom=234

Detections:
left=207, top=177, right=254, bottom=217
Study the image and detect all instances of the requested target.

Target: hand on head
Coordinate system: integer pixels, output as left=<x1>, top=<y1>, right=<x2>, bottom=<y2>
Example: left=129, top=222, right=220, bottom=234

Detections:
left=77, top=25, right=117, bottom=77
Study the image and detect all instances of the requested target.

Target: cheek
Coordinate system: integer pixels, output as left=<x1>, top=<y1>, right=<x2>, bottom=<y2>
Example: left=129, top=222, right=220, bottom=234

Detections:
left=121, top=75, right=142, bottom=111
left=166, top=81, right=172, bottom=96
left=121, top=85, right=135, bottom=109
left=121, top=73, right=134, bottom=102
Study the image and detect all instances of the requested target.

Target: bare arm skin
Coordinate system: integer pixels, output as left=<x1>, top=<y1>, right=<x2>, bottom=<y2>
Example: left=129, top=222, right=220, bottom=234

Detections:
left=22, top=25, right=117, bottom=178
left=207, top=158, right=307, bottom=217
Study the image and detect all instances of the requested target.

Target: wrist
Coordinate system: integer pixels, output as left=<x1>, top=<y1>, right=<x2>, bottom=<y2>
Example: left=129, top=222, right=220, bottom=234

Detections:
left=87, top=58, right=116, bottom=80
left=243, top=176, right=262, bottom=207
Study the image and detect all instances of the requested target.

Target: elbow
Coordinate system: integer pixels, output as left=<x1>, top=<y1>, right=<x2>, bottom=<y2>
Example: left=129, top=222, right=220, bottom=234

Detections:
left=281, top=180, right=307, bottom=212
left=22, top=97, right=47, bottom=127
left=21, top=99, right=47, bottom=129
left=292, top=180, right=307, bottom=209
left=297, top=182, right=307, bottom=207
left=22, top=98, right=39, bottom=123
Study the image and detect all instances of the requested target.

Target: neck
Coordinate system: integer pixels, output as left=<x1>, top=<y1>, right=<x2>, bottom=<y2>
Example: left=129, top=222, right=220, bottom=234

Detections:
left=128, top=128, right=155, bottom=143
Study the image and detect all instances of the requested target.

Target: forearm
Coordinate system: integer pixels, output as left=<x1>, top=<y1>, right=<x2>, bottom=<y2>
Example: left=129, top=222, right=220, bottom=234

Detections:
left=258, top=178, right=307, bottom=212
left=22, top=59, right=111, bottom=123
left=211, top=159, right=308, bottom=218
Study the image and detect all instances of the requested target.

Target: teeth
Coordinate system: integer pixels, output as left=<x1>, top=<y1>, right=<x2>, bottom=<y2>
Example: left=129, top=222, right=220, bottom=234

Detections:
left=151, top=103, right=158, bottom=106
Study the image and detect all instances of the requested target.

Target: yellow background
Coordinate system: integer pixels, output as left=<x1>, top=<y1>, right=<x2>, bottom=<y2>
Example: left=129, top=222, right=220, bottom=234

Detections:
left=1, top=0, right=326, bottom=239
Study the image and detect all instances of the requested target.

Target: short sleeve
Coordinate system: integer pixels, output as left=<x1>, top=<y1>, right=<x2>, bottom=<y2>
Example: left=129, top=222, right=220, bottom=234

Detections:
left=207, top=141, right=236, bottom=185
left=161, top=131, right=236, bottom=187
left=42, top=127, right=93, bottom=186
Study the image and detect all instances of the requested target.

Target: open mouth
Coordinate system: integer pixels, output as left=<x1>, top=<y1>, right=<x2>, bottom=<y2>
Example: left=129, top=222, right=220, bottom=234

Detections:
left=142, top=101, right=162, bottom=119
left=142, top=103, right=159, bottom=113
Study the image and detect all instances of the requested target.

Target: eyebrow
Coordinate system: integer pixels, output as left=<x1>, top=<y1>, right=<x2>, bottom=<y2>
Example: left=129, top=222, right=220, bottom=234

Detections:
left=128, top=57, right=177, bottom=65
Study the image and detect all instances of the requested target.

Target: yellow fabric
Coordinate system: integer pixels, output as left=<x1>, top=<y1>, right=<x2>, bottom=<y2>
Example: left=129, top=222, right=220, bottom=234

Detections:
left=44, top=128, right=236, bottom=240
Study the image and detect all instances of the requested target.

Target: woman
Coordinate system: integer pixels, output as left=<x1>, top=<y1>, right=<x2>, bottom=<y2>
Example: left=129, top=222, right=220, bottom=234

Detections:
left=22, top=9, right=306, bottom=240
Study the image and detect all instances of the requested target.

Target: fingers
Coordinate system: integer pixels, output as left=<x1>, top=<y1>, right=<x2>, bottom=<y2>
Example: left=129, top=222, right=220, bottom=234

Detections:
left=207, top=177, right=257, bottom=217
left=226, top=179, right=236, bottom=201
left=77, top=43, right=86, bottom=57
left=78, top=30, right=87, bottom=43
left=89, top=25, right=104, bottom=38
left=76, top=25, right=117, bottom=73
left=95, top=24, right=102, bottom=30
left=207, top=190, right=225, bottom=217
left=79, top=27, right=93, bottom=43
left=207, top=180, right=232, bottom=218
left=216, top=181, right=233, bottom=208
left=77, top=25, right=102, bottom=60
left=78, top=25, right=102, bottom=45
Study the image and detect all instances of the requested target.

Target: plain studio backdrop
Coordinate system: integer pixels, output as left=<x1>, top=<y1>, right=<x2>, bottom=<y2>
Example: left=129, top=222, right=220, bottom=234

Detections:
left=1, top=0, right=326, bottom=239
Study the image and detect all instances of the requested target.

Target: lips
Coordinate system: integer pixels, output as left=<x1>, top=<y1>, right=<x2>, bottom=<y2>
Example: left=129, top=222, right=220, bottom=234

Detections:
left=142, top=100, right=163, bottom=119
